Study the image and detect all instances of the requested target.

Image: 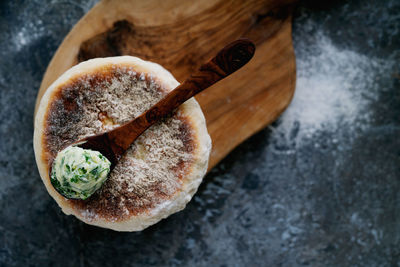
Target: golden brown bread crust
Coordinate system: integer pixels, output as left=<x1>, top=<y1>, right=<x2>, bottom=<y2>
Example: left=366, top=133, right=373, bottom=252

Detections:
left=34, top=56, right=211, bottom=231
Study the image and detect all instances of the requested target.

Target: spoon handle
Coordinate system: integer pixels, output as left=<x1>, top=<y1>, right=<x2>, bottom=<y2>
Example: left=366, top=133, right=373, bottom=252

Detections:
left=105, top=39, right=256, bottom=158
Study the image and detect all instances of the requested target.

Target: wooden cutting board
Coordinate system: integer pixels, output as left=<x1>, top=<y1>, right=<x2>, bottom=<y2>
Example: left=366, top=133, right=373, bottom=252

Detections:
left=35, top=0, right=297, bottom=171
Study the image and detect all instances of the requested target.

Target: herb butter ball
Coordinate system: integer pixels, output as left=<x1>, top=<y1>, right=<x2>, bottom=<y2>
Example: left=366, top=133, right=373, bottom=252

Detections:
left=51, top=146, right=111, bottom=200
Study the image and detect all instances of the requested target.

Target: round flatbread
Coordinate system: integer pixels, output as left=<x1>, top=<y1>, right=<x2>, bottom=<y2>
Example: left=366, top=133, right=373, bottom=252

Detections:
left=34, top=56, right=211, bottom=231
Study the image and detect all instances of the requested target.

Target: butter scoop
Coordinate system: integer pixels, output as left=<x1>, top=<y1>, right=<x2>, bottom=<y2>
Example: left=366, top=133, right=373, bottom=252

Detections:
left=51, top=146, right=111, bottom=200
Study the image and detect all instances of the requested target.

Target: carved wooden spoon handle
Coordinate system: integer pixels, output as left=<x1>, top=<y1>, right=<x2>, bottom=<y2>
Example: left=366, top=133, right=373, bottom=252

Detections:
left=107, top=39, right=256, bottom=156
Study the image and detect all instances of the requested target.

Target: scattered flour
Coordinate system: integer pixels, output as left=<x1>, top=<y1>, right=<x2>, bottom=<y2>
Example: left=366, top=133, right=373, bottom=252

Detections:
left=270, top=30, right=396, bottom=143
left=12, top=21, right=45, bottom=52
left=10, top=0, right=99, bottom=52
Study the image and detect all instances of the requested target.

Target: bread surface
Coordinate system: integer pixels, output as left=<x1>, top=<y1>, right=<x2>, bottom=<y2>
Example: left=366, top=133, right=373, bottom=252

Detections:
left=34, top=56, right=211, bottom=231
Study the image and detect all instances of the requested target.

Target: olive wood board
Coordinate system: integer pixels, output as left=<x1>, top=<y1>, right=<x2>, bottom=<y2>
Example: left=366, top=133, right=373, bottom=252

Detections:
left=35, top=0, right=297, bottom=171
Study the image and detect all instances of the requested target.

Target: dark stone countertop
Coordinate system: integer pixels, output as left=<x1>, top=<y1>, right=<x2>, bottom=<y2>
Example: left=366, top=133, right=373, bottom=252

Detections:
left=0, top=0, right=399, bottom=266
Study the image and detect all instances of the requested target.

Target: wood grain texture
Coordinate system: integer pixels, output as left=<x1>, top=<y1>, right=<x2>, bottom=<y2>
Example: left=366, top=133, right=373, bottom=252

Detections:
left=36, top=0, right=297, bottom=170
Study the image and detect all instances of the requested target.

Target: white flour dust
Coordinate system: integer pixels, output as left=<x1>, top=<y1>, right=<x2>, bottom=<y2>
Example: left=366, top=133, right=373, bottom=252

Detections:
left=10, top=0, right=99, bottom=52
left=13, top=21, right=45, bottom=52
left=270, top=31, right=395, bottom=143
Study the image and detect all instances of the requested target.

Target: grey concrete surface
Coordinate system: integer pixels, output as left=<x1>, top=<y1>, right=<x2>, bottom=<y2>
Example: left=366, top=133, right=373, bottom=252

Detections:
left=0, top=0, right=399, bottom=266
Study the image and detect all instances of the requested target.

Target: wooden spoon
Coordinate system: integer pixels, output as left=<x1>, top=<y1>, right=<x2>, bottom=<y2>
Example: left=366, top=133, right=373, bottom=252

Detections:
left=55, top=39, right=255, bottom=174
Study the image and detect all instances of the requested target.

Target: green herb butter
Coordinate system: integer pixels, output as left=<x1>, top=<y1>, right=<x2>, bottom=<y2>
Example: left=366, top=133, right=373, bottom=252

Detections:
left=51, top=146, right=111, bottom=200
